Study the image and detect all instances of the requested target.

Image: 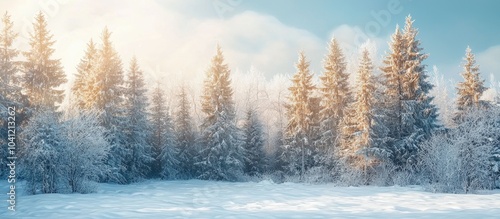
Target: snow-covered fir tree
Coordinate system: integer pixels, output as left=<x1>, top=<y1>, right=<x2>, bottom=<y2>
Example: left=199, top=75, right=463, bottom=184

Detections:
left=174, top=85, right=197, bottom=179
left=339, top=48, right=389, bottom=178
left=317, top=37, right=352, bottom=167
left=123, top=57, right=154, bottom=182
left=149, top=84, right=167, bottom=177
left=401, top=15, right=439, bottom=137
left=95, top=27, right=127, bottom=183
left=72, top=39, right=99, bottom=110
left=0, top=12, right=22, bottom=110
left=149, top=84, right=179, bottom=179
left=159, top=104, right=179, bottom=180
left=380, top=16, right=439, bottom=167
left=21, top=12, right=66, bottom=111
left=281, top=52, right=316, bottom=179
left=242, top=107, right=267, bottom=176
left=0, top=12, right=26, bottom=177
left=196, top=45, right=244, bottom=181
left=380, top=25, right=405, bottom=144
left=456, top=46, right=487, bottom=119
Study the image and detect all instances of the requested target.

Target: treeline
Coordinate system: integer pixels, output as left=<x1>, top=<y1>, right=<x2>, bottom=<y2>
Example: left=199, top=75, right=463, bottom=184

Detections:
left=0, top=12, right=499, bottom=194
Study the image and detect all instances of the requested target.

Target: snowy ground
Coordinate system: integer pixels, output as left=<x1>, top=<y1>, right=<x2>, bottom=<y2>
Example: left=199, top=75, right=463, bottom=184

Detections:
left=1, top=180, right=500, bottom=218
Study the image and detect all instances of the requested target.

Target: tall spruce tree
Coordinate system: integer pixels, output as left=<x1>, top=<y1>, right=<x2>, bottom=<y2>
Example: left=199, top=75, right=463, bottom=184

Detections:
left=401, top=16, right=439, bottom=137
left=380, top=16, right=439, bottom=167
left=174, top=85, right=196, bottom=179
left=150, top=84, right=167, bottom=177
left=123, top=57, right=153, bottom=182
left=72, top=39, right=99, bottom=110
left=281, top=52, right=316, bottom=179
left=381, top=25, right=405, bottom=144
left=317, top=37, right=351, bottom=166
left=149, top=84, right=179, bottom=179
left=96, top=27, right=127, bottom=183
left=242, top=107, right=267, bottom=176
left=0, top=11, right=25, bottom=176
left=0, top=12, right=22, bottom=109
left=196, top=45, right=244, bottom=181
left=21, top=12, right=66, bottom=111
left=159, top=104, right=179, bottom=180
left=456, top=46, right=487, bottom=118
left=339, top=49, right=389, bottom=172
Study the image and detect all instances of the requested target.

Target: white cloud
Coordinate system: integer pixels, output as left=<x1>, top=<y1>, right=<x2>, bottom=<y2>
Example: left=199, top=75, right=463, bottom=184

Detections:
left=476, top=45, right=500, bottom=85
left=2, top=0, right=392, bottom=90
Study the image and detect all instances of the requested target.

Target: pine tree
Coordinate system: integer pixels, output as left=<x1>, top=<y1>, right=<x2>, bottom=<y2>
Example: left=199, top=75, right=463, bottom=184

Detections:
left=456, top=46, right=487, bottom=118
left=123, top=57, right=154, bottom=182
left=95, top=27, right=127, bottom=183
left=197, top=45, right=244, bottom=181
left=401, top=15, right=439, bottom=137
left=339, top=49, right=389, bottom=175
left=380, top=16, right=439, bottom=167
left=242, top=107, right=267, bottom=176
left=149, top=84, right=180, bottom=179
left=0, top=11, right=22, bottom=109
left=150, top=84, right=167, bottom=177
left=381, top=25, right=405, bottom=143
left=21, top=12, right=66, bottom=111
left=174, top=85, right=196, bottom=179
left=159, top=104, right=179, bottom=180
left=72, top=39, right=99, bottom=110
left=317, top=37, right=351, bottom=166
left=281, top=52, right=316, bottom=179
left=0, top=11, right=26, bottom=177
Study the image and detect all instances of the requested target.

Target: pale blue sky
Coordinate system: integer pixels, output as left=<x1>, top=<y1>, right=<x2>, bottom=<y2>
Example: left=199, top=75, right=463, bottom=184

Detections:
left=229, top=0, right=500, bottom=84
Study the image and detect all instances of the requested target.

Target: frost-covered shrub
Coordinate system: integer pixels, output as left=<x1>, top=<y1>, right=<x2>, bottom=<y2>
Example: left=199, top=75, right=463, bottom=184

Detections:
left=19, top=109, right=110, bottom=194
left=19, top=110, right=62, bottom=194
left=59, top=109, right=110, bottom=193
left=420, top=109, right=499, bottom=193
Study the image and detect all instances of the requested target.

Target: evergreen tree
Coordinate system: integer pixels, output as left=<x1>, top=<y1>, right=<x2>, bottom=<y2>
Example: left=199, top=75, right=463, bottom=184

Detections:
left=196, top=45, right=244, bottom=181
left=123, top=57, right=154, bottom=182
left=317, top=37, right=351, bottom=166
left=72, top=39, right=99, bottom=110
left=159, top=104, right=179, bottom=180
left=174, top=85, right=197, bottom=179
left=0, top=11, right=22, bottom=110
left=0, top=11, right=26, bottom=177
left=95, top=27, right=127, bottom=183
left=380, top=16, right=439, bottom=167
left=381, top=25, right=405, bottom=145
left=401, top=15, right=439, bottom=137
left=281, top=52, right=316, bottom=179
left=456, top=46, right=487, bottom=118
left=339, top=49, right=389, bottom=176
left=150, top=84, right=167, bottom=177
left=21, top=12, right=66, bottom=110
left=149, top=84, right=179, bottom=179
left=242, top=107, right=267, bottom=176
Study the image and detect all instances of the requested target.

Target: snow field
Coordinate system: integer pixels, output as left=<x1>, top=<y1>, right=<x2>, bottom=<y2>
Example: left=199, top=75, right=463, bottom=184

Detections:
left=2, top=180, right=500, bottom=218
